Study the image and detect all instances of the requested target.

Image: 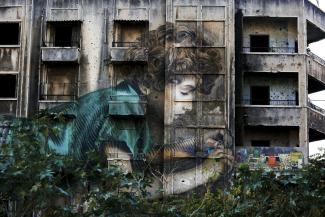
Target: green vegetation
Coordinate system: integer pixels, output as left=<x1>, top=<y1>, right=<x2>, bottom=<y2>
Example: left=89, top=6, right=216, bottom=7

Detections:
left=1, top=113, right=325, bottom=216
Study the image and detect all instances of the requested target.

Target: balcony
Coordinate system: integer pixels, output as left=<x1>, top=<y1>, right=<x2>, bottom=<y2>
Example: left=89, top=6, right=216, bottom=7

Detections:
left=39, top=83, right=77, bottom=101
left=241, top=52, right=303, bottom=73
left=242, top=99, right=298, bottom=106
left=308, top=99, right=325, bottom=135
left=110, top=41, right=148, bottom=62
left=41, top=41, right=80, bottom=63
left=0, top=46, right=20, bottom=72
left=242, top=47, right=296, bottom=53
left=0, top=99, right=17, bottom=116
left=306, top=51, right=325, bottom=88
left=237, top=103, right=301, bottom=127
left=108, top=95, right=147, bottom=116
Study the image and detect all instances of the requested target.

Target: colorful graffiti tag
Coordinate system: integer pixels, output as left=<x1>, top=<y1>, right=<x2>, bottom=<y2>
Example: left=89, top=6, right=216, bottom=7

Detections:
left=236, top=147, right=304, bottom=170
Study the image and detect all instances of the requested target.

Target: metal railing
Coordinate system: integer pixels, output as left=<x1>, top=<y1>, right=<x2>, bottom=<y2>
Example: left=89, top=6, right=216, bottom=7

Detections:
left=307, top=50, right=325, bottom=66
left=308, top=99, right=325, bottom=114
left=112, top=41, right=146, bottom=48
left=242, top=47, right=296, bottom=53
left=242, top=99, right=298, bottom=106
left=39, top=83, right=78, bottom=101
left=108, top=94, right=147, bottom=102
left=42, top=40, right=80, bottom=48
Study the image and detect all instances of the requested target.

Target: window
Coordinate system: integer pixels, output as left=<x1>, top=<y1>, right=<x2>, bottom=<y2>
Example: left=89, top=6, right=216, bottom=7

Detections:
left=250, top=35, right=269, bottom=52
left=0, top=23, right=20, bottom=45
left=251, top=140, right=270, bottom=147
left=113, top=21, right=148, bottom=47
left=0, top=74, right=17, bottom=98
left=45, top=22, right=80, bottom=47
left=250, top=86, right=270, bottom=105
left=54, top=24, right=73, bottom=47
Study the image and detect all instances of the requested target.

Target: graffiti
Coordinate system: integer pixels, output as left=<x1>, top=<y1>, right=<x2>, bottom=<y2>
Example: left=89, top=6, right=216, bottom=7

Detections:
left=236, top=147, right=304, bottom=170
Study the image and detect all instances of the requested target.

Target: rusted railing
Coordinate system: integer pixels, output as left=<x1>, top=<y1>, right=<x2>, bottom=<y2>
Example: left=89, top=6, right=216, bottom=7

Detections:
left=42, top=40, right=80, bottom=48
left=242, top=99, right=298, bottom=106
left=39, top=83, right=78, bottom=101
left=307, top=50, right=325, bottom=66
left=242, top=47, right=296, bottom=53
left=308, top=99, right=325, bottom=114
left=112, top=41, right=146, bottom=47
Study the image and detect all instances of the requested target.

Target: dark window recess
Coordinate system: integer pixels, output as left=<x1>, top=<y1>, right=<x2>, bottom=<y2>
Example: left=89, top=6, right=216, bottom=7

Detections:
left=251, top=86, right=270, bottom=105
left=0, top=75, right=17, bottom=98
left=295, top=91, right=299, bottom=105
left=251, top=140, right=270, bottom=147
left=250, top=35, right=269, bottom=52
left=295, top=40, right=298, bottom=53
left=55, top=25, right=73, bottom=47
left=0, top=23, right=20, bottom=45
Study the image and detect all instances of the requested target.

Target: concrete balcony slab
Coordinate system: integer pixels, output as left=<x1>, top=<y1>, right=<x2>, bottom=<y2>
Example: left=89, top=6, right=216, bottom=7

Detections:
left=41, top=47, right=80, bottom=63
left=237, top=106, right=301, bottom=127
left=110, top=47, right=148, bottom=62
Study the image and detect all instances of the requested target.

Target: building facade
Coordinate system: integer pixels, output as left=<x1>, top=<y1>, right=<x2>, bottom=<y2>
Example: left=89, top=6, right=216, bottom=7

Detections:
left=0, top=0, right=324, bottom=195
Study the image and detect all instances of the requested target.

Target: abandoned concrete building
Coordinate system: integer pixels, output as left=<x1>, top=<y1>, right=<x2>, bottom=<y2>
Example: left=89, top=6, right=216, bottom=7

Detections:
left=0, top=0, right=325, bottom=194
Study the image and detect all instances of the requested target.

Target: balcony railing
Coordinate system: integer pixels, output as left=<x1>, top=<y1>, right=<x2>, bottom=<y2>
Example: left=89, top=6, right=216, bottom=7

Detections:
left=108, top=94, right=147, bottom=116
left=109, top=94, right=147, bottom=102
left=112, top=41, right=145, bottom=47
left=242, top=47, right=296, bottom=53
left=39, top=83, right=78, bottom=101
left=307, top=50, right=325, bottom=66
left=308, top=99, right=325, bottom=114
left=242, top=99, right=298, bottom=106
left=42, top=40, right=80, bottom=48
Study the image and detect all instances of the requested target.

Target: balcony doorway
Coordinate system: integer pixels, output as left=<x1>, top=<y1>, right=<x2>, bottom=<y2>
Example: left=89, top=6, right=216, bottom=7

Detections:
left=250, top=35, right=269, bottom=52
left=251, top=86, right=270, bottom=105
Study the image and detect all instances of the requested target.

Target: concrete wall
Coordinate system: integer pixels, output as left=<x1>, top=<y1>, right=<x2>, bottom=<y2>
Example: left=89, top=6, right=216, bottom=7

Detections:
left=242, top=53, right=304, bottom=72
left=237, top=106, right=302, bottom=126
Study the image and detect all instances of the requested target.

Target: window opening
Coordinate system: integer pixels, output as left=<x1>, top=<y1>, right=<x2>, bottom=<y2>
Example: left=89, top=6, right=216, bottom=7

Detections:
left=251, top=140, right=270, bottom=147
left=250, top=35, right=269, bottom=52
left=250, top=86, right=270, bottom=105
left=0, top=23, right=20, bottom=45
left=0, top=75, right=17, bottom=98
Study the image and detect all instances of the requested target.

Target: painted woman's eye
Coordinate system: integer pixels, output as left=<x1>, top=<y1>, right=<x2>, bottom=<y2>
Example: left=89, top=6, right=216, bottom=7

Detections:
left=179, top=84, right=196, bottom=94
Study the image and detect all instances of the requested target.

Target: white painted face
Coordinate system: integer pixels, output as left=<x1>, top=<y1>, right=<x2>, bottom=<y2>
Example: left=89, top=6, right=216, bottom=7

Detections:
left=173, top=75, right=197, bottom=115
left=175, top=78, right=196, bottom=101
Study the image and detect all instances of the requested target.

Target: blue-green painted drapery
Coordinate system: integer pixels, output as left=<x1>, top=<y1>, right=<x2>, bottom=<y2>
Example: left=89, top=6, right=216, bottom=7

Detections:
left=1, top=82, right=152, bottom=159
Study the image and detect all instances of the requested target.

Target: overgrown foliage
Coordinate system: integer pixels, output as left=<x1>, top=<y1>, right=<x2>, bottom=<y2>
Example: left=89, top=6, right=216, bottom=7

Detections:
left=1, top=112, right=325, bottom=216
left=0, top=113, right=151, bottom=217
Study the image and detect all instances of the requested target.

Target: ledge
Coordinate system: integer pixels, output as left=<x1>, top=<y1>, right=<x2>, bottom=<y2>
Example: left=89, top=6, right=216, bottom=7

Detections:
left=236, top=106, right=301, bottom=126
left=110, top=47, right=148, bottom=62
left=41, top=47, right=80, bottom=63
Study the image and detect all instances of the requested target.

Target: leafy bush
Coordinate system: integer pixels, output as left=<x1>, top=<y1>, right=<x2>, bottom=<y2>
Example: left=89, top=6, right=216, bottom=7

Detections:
left=1, top=112, right=325, bottom=216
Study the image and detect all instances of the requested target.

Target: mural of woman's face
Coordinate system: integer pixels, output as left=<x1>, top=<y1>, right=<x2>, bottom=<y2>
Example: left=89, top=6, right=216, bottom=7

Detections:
left=173, top=75, right=197, bottom=114
left=122, top=22, right=232, bottom=195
